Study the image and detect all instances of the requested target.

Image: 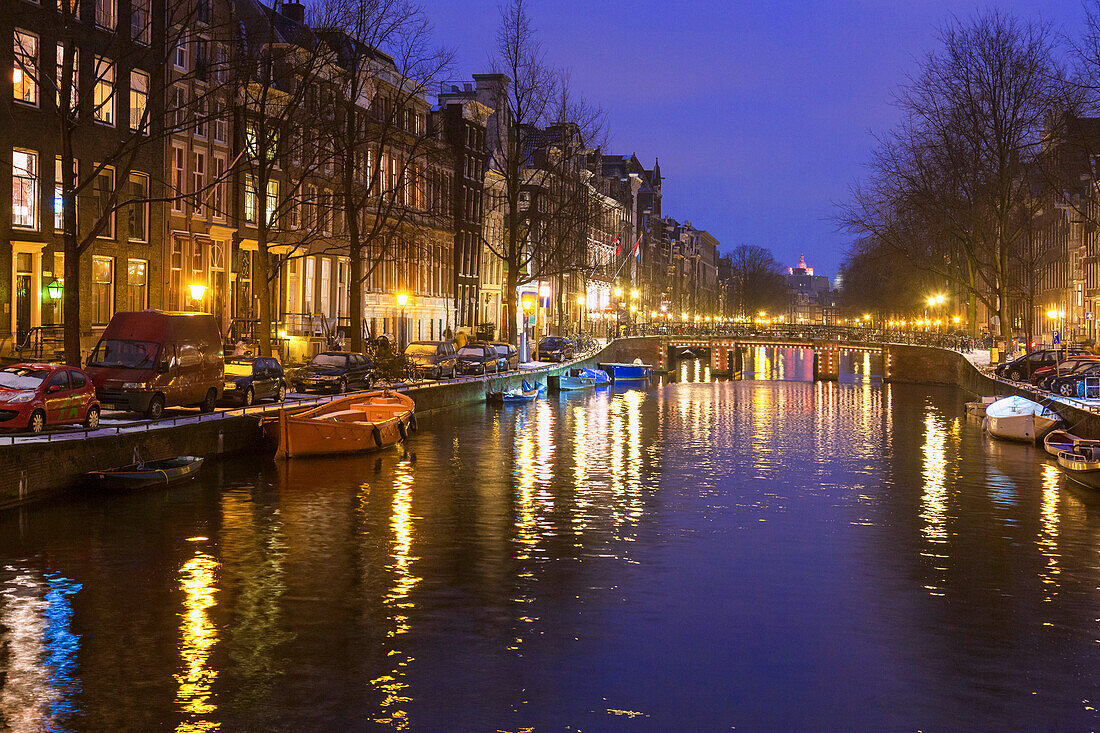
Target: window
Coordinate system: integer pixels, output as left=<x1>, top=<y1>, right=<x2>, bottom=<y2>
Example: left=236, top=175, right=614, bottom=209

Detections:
left=169, top=237, right=184, bottom=310
left=124, top=172, right=148, bottom=242
left=194, top=38, right=208, bottom=80
left=174, top=37, right=187, bottom=70
left=303, top=256, right=314, bottom=314
left=244, top=176, right=256, bottom=223
left=54, top=156, right=77, bottom=231
left=91, top=256, right=114, bottom=325
left=131, top=0, right=151, bottom=43
left=212, top=154, right=227, bottom=220
left=286, top=258, right=300, bottom=313
left=338, top=258, right=349, bottom=317
left=126, top=259, right=147, bottom=310
left=12, top=149, right=38, bottom=229
left=69, top=370, right=86, bottom=389
left=193, top=96, right=206, bottom=138
left=95, top=0, right=116, bottom=28
left=92, top=166, right=115, bottom=238
left=265, top=179, right=278, bottom=225
left=171, top=145, right=185, bottom=213
left=129, top=69, right=148, bottom=132
left=14, top=30, right=38, bottom=106
left=320, top=258, right=331, bottom=317
left=56, top=44, right=78, bottom=112
left=171, top=84, right=186, bottom=130
left=212, top=103, right=227, bottom=144
left=93, top=56, right=115, bottom=125
left=192, top=150, right=206, bottom=217
left=322, top=189, right=332, bottom=236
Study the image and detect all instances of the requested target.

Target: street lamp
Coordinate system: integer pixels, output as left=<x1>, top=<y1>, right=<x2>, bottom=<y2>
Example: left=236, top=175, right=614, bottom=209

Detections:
left=189, top=283, right=207, bottom=303
left=576, top=295, right=586, bottom=335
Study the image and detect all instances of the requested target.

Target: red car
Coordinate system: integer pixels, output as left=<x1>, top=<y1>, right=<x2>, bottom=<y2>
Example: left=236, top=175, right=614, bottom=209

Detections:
left=0, top=363, right=101, bottom=433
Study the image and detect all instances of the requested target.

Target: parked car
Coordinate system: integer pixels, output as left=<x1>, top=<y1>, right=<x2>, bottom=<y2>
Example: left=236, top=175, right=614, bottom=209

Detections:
left=492, top=342, right=519, bottom=372
left=455, top=343, right=500, bottom=375
left=221, top=356, right=287, bottom=406
left=536, top=337, right=575, bottom=363
left=403, top=341, right=457, bottom=379
left=996, top=349, right=1085, bottom=382
left=0, top=363, right=100, bottom=433
left=1033, top=356, right=1100, bottom=388
left=1048, top=362, right=1100, bottom=397
left=85, top=311, right=224, bottom=419
left=293, top=352, right=374, bottom=394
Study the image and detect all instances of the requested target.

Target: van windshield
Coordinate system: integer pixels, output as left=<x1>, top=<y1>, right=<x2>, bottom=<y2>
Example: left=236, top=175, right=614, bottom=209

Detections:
left=88, top=339, right=161, bottom=369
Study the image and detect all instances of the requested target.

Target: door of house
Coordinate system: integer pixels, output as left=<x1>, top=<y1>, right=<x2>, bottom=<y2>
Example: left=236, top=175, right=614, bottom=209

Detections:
left=15, top=253, right=33, bottom=344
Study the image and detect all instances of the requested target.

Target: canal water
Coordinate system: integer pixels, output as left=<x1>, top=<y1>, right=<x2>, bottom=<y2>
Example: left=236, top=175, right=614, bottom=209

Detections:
left=1, top=356, right=1099, bottom=731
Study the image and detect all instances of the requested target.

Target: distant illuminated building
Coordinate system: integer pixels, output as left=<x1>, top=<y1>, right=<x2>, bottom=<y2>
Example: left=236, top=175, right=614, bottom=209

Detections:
left=785, top=254, right=836, bottom=324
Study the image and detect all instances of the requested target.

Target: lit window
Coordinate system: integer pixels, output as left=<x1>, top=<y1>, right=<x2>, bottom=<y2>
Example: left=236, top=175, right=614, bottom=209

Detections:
left=171, top=145, right=185, bottom=213
left=266, top=179, right=278, bottom=225
left=91, top=256, right=114, bottom=325
left=129, top=69, right=148, bottom=132
left=212, top=154, right=227, bottom=220
left=12, top=149, right=38, bottom=229
left=192, top=150, right=206, bottom=217
left=56, top=43, right=78, bottom=112
left=95, top=0, right=116, bottom=30
left=244, top=176, right=257, bottom=223
left=127, top=259, right=147, bottom=310
left=13, top=30, right=38, bottom=106
left=93, top=56, right=115, bottom=125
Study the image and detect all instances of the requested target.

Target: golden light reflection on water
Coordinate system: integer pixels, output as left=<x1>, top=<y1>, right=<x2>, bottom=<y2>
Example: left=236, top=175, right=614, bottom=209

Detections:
left=371, top=456, right=421, bottom=730
left=1038, top=463, right=1062, bottom=602
left=1, top=570, right=52, bottom=730
left=919, top=411, right=949, bottom=597
left=175, top=553, right=220, bottom=732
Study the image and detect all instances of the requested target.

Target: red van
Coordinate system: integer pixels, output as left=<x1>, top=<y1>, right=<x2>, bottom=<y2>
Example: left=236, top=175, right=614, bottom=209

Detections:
left=85, top=311, right=224, bottom=419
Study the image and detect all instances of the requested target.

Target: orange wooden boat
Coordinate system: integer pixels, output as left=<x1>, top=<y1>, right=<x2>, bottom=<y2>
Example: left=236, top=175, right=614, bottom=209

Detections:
left=263, top=390, right=416, bottom=459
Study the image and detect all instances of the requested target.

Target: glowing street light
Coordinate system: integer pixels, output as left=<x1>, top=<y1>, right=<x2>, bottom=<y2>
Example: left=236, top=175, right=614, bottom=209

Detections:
left=189, top=283, right=207, bottom=301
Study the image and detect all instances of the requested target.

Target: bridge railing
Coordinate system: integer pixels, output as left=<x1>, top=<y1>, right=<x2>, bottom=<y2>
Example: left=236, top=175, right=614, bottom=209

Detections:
left=611, top=323, right=974, bottom=352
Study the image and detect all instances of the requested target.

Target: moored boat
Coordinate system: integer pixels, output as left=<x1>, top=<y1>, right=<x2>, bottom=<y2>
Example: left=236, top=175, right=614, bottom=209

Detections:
left=1057, top=445, right=1100, bottom=489
left=965, top=395, right=1004, bottom=418
left=982, top=395, right=1061, bottom=443
left=578, top=368, right=611, bottom=385
left=263, top=390, right=415, bottom=459
left=599, top=359, right=654, bottom=382
left=489, top=380, right=546, bottom=403
left=90, top=456, right=203, bottom=490
left=1043, top=429, right=1100, bottom=457
left=558, top=371, right=596, bottom=390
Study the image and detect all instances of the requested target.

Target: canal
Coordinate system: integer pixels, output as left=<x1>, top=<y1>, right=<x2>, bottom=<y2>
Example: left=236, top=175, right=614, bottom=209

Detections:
left=1, top=357, right=1098, bottom=731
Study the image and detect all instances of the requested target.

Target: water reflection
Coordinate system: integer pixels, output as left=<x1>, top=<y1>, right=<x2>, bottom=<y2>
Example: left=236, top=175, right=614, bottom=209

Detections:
left=0, top=568, right=81, bottom=731
left=175, top=552, right=220, bottom=732
left=0, top=382, right=1099, bottom=730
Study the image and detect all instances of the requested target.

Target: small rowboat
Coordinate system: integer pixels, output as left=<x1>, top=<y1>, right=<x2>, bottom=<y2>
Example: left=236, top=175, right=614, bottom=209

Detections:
left=559, top=371, right=597, bottom=390
left=1057, top=445, right=1100, bottom=489
left=1043, top=429, right=1100, bottom=458
left=263, top=390, right=415, bottom=459
left=579, top=368, right=611, bottom=385
left=488, top=380, right=546, bottom=403
left=965, top=395, right=1004, bottom=418
left=982, top=396, right=1061, bottom=443
left=90, top=456, right=203, bottom=490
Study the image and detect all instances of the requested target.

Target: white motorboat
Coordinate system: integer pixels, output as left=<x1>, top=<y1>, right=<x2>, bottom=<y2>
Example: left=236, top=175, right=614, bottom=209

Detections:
left=982, top=395, right=1061, bottom=443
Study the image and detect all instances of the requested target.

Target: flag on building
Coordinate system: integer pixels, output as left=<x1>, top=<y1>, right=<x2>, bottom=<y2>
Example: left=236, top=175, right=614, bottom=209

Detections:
left=631, top=235, right=642, bottom=259
left=613, top=233, right=622, bottom=257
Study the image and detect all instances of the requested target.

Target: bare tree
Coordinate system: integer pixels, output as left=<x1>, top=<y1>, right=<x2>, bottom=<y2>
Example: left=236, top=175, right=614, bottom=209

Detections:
left=839, top=10, right=1074, bottom=345
left=723, top=244, right=786, bottom=318
left=314, top=0, right=453, bottom=353
left=482, top=0, right=606, bottom=345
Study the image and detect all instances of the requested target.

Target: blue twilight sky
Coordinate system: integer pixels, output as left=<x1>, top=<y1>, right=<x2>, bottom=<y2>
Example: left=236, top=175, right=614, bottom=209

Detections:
left=419, top=0, right=1084, bottom=277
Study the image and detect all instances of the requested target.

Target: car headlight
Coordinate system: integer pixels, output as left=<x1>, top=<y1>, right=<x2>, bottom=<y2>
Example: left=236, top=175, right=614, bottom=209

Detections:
left=223, top=381, right=237, bottom=390
left=8, top=392, right=34, bottom=403
left=122, top=382, right=148, bottom=390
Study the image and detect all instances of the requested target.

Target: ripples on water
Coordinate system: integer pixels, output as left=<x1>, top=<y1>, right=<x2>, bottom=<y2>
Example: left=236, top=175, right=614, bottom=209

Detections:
left=0, top=357, right=1099, bottom=731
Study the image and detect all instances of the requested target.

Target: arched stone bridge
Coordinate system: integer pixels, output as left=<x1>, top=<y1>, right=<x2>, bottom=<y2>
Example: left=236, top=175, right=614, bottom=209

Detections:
left=593, top=335, right=969, bottom=384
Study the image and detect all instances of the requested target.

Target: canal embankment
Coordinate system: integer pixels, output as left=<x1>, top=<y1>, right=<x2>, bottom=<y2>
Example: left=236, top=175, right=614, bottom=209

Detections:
left=0, top=337, right=1068, bottom=510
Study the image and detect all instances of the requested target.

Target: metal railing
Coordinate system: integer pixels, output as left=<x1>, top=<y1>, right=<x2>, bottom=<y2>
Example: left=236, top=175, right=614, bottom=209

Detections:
left=616, top=323, right=975, bottom=351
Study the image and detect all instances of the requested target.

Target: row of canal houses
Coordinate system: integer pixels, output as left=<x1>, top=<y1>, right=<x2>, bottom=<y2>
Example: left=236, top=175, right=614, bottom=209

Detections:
left=0, top=0, right=721, bottom=361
